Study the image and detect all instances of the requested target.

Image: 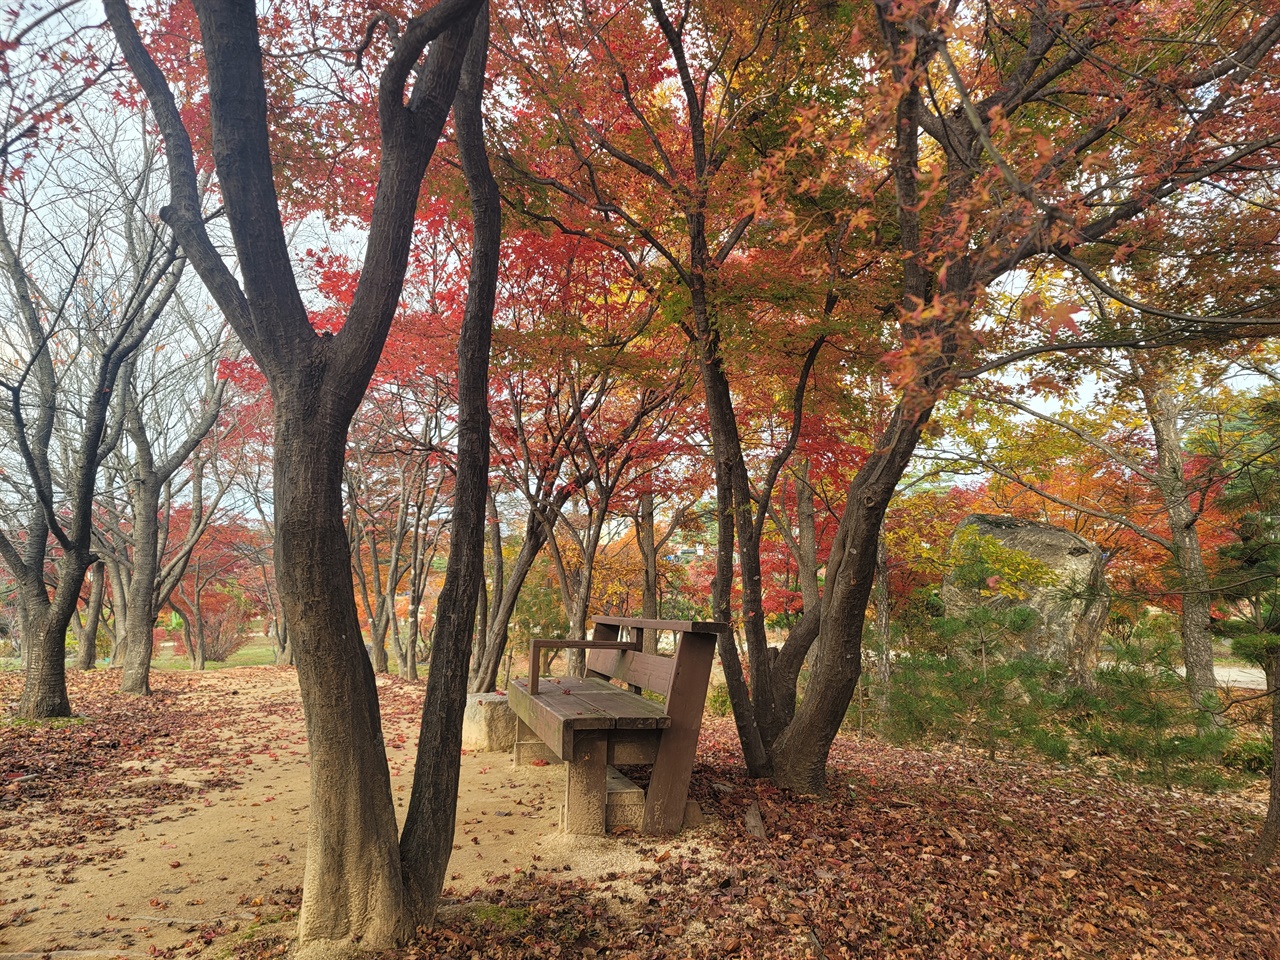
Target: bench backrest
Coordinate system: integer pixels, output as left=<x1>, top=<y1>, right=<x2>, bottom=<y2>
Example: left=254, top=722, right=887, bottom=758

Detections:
left=585, top=647, right=676, bottom=699
left=585, top=616, right=727, bottom=707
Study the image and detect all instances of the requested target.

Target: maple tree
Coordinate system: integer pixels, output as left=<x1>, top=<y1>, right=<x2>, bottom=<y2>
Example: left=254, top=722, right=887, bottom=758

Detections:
left=494, top=0, right=1280, bottom=794
left=106, top=0, right=498, bottom=947
left=471, top=229, right=696, bottom=688
left=167, top=512, right=268, bottom=668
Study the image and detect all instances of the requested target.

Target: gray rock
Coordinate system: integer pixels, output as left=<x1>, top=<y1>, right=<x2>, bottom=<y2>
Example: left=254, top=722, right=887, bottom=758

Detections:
left=461, top=692, right=518, bottom=753
left=940, top=514, right=1108, bottom=681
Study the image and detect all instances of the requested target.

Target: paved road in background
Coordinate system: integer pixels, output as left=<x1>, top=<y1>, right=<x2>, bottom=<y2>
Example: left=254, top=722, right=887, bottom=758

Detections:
left=1215, top=666, right=1267, bottom=689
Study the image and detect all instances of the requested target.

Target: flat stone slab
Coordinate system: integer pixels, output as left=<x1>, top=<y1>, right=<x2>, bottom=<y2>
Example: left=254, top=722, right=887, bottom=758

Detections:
left=462, top=691, right=518, bottom=753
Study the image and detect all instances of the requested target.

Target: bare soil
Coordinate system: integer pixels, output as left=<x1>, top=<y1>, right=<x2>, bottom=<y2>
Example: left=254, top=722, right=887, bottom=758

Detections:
left=0, top=668, right=665, bottom=959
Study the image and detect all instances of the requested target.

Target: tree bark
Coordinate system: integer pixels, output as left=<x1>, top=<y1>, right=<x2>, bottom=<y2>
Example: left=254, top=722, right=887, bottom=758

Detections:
left=1140, top=375, right=1219, bottom=707
left=278, top=407, right=409, bottom=946
left=120, top=481, right=162, bottom=695
left=1251, top=645, right=1278, bottom=863
left=795, top=462, right=821, bottom=614
left=400, top=9, right=497, bottom=919
left=771, top=405, right=931, bottom=792
left=637, top=491, right=661, bottom=624
left=469, top=511, right=546, bottom=692
left=106, top=0, right=486, bottom=946
left=75, top=562, right=106, bottom=670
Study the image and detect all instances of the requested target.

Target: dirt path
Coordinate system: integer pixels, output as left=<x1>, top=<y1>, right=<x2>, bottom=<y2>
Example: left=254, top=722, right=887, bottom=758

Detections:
left=0, top=669, right=661, bottom=959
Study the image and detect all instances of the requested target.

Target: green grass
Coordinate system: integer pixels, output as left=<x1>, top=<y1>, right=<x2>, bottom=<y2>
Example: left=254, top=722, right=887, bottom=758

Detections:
left=150, top=637, right=281, bottom=671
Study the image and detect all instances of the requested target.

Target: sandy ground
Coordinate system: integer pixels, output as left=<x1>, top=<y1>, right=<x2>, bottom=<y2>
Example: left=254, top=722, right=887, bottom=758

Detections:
left=0, top=669, right=670, bottom=959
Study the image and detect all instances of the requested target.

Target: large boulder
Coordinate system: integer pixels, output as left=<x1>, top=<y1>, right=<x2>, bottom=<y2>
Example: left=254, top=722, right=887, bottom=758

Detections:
left=940, top=514, right=1109, bottom=681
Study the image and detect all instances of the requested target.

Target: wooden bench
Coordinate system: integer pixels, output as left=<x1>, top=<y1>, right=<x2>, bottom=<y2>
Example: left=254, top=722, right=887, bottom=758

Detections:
left=508, top=616, right=726, bottom=835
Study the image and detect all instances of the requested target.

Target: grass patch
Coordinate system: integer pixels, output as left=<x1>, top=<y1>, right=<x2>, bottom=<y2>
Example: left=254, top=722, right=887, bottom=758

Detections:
left=470, top=904, right=532, bottom=934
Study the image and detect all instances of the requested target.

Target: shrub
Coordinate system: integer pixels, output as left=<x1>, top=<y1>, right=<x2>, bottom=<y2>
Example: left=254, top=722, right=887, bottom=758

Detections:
left=705, top=684, right=732, bottom=718
left=1222, top=734, right=1273, bottom=774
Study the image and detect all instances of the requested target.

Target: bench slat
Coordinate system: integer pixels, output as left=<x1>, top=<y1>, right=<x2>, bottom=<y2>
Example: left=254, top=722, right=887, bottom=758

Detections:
left=592, top=616, right=726, bottom=634
left=509, top=678, right=614, bottom=759
left=572, top=680, right=670, bottom=729
left=585, top=648, right=676, bottom=697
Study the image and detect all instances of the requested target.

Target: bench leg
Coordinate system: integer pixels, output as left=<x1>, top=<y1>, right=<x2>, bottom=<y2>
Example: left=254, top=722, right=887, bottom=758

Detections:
left=513, top=718, right=561, bottom=766
left=564, top=731, right=607, bottom=835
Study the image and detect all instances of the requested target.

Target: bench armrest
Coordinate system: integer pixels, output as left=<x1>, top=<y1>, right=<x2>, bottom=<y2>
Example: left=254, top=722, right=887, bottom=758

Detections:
left=529, top=638, right=640, bottom=695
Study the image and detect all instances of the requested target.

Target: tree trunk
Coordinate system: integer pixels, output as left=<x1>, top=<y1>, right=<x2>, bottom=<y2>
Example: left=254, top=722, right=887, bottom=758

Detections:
left=19, top=552, right=91, bottom=719
left=278, top=405, right=409, bottom=948
left=873, top=537, right=892, bottom=713
left=1251, top=645, right=1279, bottom=863
left=369, top=610, right=390, bottom=674
left=770, top=405, right=929, bottom=793
left=399, top=13, right=496, bottom=919
left=104, top=558, right=128, bottom=667
left=467, top=490, right=504, bottom=687
left=121, top=485, right=162, bottom=695
left=75, top=562, right=106, bottom=670
left=1141, top=377, right=1218, bottom=707
left=469, top=513, right=545, bottom=692
left=638, top=491, right=660, bottom=629
left=795, top=462, right=821, bottom=613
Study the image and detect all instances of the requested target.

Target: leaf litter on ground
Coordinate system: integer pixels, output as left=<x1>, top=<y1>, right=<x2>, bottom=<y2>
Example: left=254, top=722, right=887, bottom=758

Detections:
left=2, top=671, right=1276, bottom=959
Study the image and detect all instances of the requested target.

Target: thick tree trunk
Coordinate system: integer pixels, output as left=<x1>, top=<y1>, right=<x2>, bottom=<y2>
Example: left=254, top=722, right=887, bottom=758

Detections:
left=19, top=553, right=91, bottom=719
left=75, top=562, right=105, bottom=670
left=279, top=405, right=409, bottom=949
left=770, top=405, right=929, bottom=793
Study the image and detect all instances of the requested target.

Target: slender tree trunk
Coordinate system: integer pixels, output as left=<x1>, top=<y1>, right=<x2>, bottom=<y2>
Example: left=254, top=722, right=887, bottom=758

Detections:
left=1251, top=645, right=1278, bottom=863
left=75, top=562, right=106, bottom=670
left=370, top=607, right=390, bottom=673
left=121, top=486, right=162, bottom=695
left=795, top=462, right=821, bottom=613
left=638, top=492, right=660, bottom=628
left=400, top=13, right=496, bottom=919
left=874, top=538, right=892, bottom=712
left=105, top=558, right=128, bottom=667
left=468, top=490, right=504, bottom=687
left=469, top=514, right=545, bottom=692
left=1141, top=378, right=1218, bottom=707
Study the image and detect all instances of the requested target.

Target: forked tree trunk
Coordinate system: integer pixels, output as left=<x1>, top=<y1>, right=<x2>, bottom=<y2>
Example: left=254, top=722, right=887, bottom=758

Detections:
left=770, top=405, right=929, bottom=793
left=107, top=0, right=491, bottom=948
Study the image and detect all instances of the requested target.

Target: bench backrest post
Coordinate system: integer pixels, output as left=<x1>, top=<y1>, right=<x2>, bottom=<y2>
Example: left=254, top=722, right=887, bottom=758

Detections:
left=642, top=627, right=718, bottom=834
